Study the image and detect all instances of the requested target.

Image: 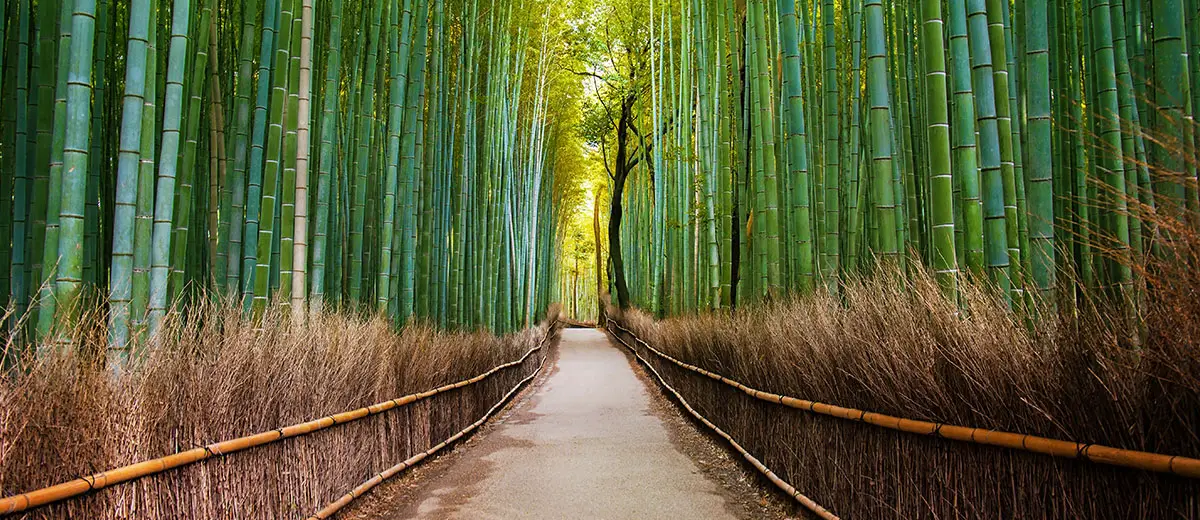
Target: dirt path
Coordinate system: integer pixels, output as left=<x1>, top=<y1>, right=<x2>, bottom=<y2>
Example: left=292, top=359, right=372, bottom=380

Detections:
left=346, top=328, right=782, bottom=520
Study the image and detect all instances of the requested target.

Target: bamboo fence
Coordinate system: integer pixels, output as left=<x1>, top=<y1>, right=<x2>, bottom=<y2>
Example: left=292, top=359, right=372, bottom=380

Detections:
left=0, top=324, right=557, bottom=516
left=307, top=353, right=547, bottom=519
left=606, top=320, right=1200, bottom=480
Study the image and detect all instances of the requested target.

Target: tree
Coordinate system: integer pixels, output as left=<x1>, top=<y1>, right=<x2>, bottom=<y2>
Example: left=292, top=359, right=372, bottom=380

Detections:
left=571, top=0, right=655, bottom=311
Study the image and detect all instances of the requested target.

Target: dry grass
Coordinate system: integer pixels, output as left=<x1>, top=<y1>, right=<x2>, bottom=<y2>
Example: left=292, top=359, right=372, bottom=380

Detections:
left=0, top=299, right=559, bottom=519
left=614, top=242, right=1200, bottom=517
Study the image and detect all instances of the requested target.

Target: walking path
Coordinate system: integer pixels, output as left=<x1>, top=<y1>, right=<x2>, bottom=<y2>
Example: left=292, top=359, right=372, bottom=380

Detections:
left=376, top=328, right=743, bottom=519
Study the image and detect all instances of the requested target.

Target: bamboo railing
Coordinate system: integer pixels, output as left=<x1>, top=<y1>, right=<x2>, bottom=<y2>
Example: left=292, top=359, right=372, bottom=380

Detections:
left=307, top=353, right=547, bottom=519
left=0, top=324, right=557, bottom=516
left=607, top=320, right=1200, bottom=480
left=606, top=325, right=839, bottom=520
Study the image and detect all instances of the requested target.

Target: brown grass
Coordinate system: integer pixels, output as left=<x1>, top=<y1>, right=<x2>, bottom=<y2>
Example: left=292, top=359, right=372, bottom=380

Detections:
left=613, top=241, right=1200, bottom=517
left=0, top=299, right=559, bottom=519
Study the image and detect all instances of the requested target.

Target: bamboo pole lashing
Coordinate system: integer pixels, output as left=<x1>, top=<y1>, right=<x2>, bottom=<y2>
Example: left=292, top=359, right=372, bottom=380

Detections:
left=0, top=324, right=557, bottom=516
left=606, top=321, right=1200, bottom=480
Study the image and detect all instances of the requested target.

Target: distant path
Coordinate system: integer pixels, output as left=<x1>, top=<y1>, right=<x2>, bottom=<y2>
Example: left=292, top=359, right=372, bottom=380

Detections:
left=364, top=328, right=746, bottom=519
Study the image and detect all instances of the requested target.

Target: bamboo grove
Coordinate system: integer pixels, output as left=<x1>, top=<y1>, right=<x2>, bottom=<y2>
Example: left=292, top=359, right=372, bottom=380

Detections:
left=588, top=0, right=1200, bottom=321
left=0, top=0, right=574, bottom=362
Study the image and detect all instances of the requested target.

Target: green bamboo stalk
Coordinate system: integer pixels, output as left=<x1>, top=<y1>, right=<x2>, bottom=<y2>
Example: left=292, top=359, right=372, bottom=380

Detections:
left=965, top=0, right=1011, bottom=298
left=398, top=0, right=429, bottom=321
left=376, top=0, right=413, bottom=312
left=170, top=1, right=211, bottom=301
left=276, top=0, right=302, bottom=307
left=1152, top=0, right=1190, bottom=217
left=130, top=1, right=158, bottom=346
left=208, top=20, right=228, bottom=290
left=749, top=0, right=780, bottom=295
left=107, top=0, right=153, bottom=355
left=776, top=0, right=813, bottom=292
left=147, top=0, right=193, bottom=338
left=241, top=0, right=280, bottom=307
left=309, top=0, right=341, bottom=313
left=82, top=1, right=106, bottom=290
left=844, top=0, right=864, bottom=272
left=227, top=0, right=261, bottom=293
left=211, top=14, right=230, bottom=291
left=252, top=0, right=295, bottom=312
left=9, top=0, right=32, bottom=334
left=28, top=0, right=61, bottom=333
left=34, top=0, right=78, bottom=341
left=948, top=0, right=982, bottom=277
left=692, top=0, right=720, bottom=308
left=921, top=0, right=959, bottom=295
left=1025, top=0, right=1055, bottom=304
left=821, top=0, right=840, bottom=285
left=0, top=4, right=13, bottom=324
left=865, top=0, right=899, bottom=262
left=290, top=0, right=313, bottom=315
left=1088, top=0, right=1133, bottom=297
left=982, top=0, right=1021, bottom=300
left=347, top=0, right=385, bottom=307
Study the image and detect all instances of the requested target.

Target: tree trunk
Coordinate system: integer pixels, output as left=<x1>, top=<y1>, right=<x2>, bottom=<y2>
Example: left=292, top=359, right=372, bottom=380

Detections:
left=608, top=94, right=634, bottom=311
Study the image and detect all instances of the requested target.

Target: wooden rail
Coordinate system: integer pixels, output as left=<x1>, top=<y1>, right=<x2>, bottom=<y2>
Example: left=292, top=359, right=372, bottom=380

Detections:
left=0, top=325, right=557, bottom=516
left=608, top=320, right=1200, bottom=480
left=606, top=325, right=838, bottom=520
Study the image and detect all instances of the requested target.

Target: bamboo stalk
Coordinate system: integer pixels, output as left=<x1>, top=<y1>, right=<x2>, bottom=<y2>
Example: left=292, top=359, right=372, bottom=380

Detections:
left=290, top=0, right=313, bottom=316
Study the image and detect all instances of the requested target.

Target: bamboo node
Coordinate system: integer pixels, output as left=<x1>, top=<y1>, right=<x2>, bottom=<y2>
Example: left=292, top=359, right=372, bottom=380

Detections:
left=1077, top=443, right=1092, bottom=460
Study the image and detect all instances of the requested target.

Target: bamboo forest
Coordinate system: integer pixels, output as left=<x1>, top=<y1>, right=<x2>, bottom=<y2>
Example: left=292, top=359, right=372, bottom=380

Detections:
left=1, top=0, right=1200, bottom=518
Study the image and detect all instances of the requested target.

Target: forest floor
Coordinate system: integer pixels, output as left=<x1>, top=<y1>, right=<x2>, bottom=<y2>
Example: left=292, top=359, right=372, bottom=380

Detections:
left=340, top=328, right=793, bottom=519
